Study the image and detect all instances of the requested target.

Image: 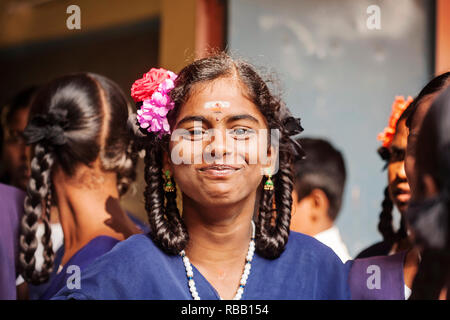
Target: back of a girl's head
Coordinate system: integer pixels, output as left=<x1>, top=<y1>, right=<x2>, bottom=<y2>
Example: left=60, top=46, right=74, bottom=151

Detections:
left=416, top=85, right=450, bottom=196
left=28, top=73, right=133, bottom=180
left=20, top=72, right=137, bottom=284
left=406, top=72, right=450, bottom=129
left=409, top=85, right=450, bottom=300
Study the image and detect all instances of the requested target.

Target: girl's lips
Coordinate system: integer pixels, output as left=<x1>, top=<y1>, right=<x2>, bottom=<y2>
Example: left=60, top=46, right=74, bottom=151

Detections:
left=394, top=189, right=411, bottom=203
left=396, top=193, right=411, bottom=203
left=198, top=165, right=241, bottom=177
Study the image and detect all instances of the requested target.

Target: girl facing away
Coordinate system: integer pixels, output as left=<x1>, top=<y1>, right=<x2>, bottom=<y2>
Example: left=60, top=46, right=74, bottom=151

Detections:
left=18, top=73, right=146, bottom=299
left=52, top=53, right=351, bottom=300
left=406, top=85, right=450, bottom=300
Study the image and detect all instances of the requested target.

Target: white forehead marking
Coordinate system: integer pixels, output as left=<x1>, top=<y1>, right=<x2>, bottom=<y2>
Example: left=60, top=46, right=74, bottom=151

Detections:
left=204, top=101, right=230, bottom=110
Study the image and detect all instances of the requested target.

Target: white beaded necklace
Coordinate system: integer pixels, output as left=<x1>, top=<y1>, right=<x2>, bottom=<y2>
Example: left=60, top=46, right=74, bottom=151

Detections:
left=179, top=221, right=256, bottom=300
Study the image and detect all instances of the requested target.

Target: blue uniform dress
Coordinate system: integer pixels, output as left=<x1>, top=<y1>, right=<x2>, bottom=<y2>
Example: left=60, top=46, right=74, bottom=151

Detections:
left=30, top=212, right=150, bottom=300
left=0, top=184, right=25, bottom=300
left=52, top=231, right=351, bottom=300
left=41, top=236, right=120, bottom=300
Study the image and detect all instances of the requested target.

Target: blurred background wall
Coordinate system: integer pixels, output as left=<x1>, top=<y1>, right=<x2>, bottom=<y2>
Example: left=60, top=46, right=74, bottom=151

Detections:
left=1, top=0, right=449, bottom=256
left=228, top=0, right=435, bottom=256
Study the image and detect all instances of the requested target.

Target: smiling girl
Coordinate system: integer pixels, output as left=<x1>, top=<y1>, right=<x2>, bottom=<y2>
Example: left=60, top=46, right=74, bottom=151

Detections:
left=53, top=53, right=351, bottom=300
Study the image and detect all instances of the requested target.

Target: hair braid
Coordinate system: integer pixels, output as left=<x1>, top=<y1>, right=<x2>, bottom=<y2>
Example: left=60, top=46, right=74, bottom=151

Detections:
left=256, top=176, right=276, bottom=251
left=256, top=138, right=294, bottom=259
left=116, top=142, right=139, bottom=196
left=377, top=186, right=395, bottom=244
left=143, top=143, right=189, bottom=255
left=19, top=143, right=55, bottom=284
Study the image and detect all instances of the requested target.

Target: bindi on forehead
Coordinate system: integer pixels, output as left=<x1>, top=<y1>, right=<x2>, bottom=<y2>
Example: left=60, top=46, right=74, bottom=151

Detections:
left=204, top=101, right=231, bottom=121
left=204, top=101, right=230, bottom=112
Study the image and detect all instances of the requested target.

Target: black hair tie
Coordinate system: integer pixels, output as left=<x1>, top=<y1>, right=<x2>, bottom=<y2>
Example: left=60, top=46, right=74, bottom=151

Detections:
left=24, top=110, right=68, bottom=147
left=283, top=116, right=306, bottom=159
left=283, top=116, right=303, bottom=136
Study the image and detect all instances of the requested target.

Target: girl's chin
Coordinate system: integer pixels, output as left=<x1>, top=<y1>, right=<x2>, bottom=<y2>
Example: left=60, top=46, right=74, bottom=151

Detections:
left=202, top=188, right=236, bottom=200
left=193, top=187, right=243, bottom=204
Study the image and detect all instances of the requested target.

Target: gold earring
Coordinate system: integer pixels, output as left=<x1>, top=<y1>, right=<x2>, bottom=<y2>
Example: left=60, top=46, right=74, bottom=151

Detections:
left=264, top=169, right=274, bottom=191
left=163, top=170, right=175, bottom=192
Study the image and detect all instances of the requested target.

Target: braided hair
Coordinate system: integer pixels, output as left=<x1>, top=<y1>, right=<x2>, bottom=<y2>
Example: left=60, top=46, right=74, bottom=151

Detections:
left=376, top=185, right=407, bottom=245
left=130, top=53, right=303, bottom=259
left=19, top=73, right=138, bottom=284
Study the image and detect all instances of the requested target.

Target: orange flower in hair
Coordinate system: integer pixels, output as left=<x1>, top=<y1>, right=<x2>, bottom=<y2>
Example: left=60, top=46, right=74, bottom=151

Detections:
left=377, top=96, right=414, bottom=148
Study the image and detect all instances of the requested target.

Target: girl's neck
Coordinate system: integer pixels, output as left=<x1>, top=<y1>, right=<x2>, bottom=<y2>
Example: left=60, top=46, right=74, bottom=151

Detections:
left=181, top=192, right=256, bottom=263
left=392, top=236, right=413, bottom=254
left=180, top=192, right=256, bottom=299
left=54, top=170, right=141, bottom=266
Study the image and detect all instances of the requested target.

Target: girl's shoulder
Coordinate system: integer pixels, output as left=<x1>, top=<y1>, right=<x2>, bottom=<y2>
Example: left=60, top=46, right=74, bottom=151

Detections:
left=285, top=231, right=345, bottom=264
left=348, top=251, right=406, bottom=300
left=252, top=231, right=352, bottom=299
left=51, top=234, right=171, bottom=300
left=84, top=233, right=165, bottom=270
left=0, top=183, right=26, bottom=212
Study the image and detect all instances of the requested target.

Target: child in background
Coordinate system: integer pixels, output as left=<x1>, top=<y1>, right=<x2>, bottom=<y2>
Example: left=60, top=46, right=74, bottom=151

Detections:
left=357, top=96, right=413, bottom=258
left=290, top=137, right=351, bottom=263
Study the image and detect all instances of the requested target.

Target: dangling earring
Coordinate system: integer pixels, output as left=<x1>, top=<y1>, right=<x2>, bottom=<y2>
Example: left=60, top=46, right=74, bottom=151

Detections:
left=163, top=170, right=175, bottom=192
left=264, top=169, right=274, bottom=191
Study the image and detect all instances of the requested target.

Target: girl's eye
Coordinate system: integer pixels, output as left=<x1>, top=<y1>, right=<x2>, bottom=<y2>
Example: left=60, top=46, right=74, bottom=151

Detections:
left=191, top=129, right=203, bottom=135
left=230, top=128, right=255, bottom=139
left=389, top=149, right=405, bottom=163
left=183, top=129, right=207, bottom=141
left=234, top=128, right=247, bottom=135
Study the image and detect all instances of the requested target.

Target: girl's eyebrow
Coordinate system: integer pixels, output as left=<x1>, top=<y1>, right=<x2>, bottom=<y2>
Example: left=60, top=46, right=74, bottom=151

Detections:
left=226, top=114, right=260, bottom=124
left=176, top=115, right=212, bottom=127
left=176, top=114, right=260, bottom=127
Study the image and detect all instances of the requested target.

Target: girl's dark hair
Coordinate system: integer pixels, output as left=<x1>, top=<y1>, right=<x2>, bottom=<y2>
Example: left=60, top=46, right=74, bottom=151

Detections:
left=406, top=72, right=450, bottom=130
left=19, top=73, right=138, bottom=285
left=376, top=186, right=408, bottom=245
left=409, top=86, right=450, bottom=299
left=293, top=138, right=346, bottom=221
left=131, top=52, right=299, bottom=259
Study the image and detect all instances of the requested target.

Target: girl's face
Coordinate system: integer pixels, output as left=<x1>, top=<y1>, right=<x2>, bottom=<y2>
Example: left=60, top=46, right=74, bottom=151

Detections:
left=166, top=77, right=272, bottom=208
left=1, top=107, right=31, bottom=190
left=387, top=119, right=410, bottom=214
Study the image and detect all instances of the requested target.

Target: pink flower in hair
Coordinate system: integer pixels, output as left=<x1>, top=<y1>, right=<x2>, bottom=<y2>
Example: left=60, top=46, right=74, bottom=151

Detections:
left=131, top=68, right=177, bottom=137
left=137, top=98, right=174, bottom=137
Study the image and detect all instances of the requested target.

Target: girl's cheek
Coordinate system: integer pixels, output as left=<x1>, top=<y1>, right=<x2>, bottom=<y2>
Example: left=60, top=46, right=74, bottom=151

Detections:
left=234, top=136, right=268, bottom=166
left=170, top=140, right=204, bottom=165
left=233, top=139, right=251, bottom=165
